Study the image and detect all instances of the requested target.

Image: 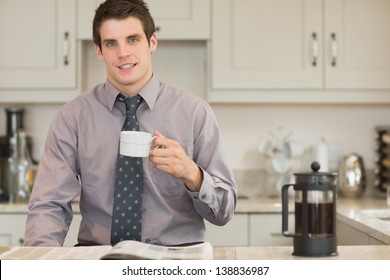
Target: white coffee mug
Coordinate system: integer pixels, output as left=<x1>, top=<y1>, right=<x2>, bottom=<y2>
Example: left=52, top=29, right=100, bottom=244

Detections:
left=120, top=131, right=156, bottom=157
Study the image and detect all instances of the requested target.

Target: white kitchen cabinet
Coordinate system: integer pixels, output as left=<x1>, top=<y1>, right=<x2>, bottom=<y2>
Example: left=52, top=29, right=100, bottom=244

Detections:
left=77, top=0, right=210, bottom=40
left=211, top=0, right=322, bottom=90
left=206, top=213, right=294, bottom=246
left=368, top=236, right=386, bottom=245
left=0, top=214, right=27, bottom=246
left=64, top=214, right=82, bottom=246
left=147, top=0, right=210, bottom=40
left=0, top=0, right=76, bottom=89
left=205, top=214, right=249, bottom=246
left=324, top=0, right=390, bottom=89
left=337, top=220, right=386, bottom=245
left=1, top=210, right=249, bottom=248
left=77, top=0, right=101, bottom=39
left=0, top=212, right=81, bottom=247
left=337, top=220, right=368, bottom=245
left=250, top=213, right=294, bottom=246
left=209, top=0, right=390, bottom=103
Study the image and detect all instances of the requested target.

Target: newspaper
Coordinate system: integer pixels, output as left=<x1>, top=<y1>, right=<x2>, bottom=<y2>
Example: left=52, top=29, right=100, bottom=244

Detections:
left=0, top=241, right=213, bottom=260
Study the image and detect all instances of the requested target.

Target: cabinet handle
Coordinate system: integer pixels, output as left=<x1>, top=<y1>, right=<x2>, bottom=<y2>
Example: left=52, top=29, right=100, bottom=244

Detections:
left=63, top=32, right=69, bottom=66
left=311, top=33, right=319, bottom=66
left=330, top=33, right=337, bottom=67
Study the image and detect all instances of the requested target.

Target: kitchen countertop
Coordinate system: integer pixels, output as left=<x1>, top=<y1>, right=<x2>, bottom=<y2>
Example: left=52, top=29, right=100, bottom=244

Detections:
left=1, top=245, right=389, bottom=260
left=213, top=245, right=390, bottom=260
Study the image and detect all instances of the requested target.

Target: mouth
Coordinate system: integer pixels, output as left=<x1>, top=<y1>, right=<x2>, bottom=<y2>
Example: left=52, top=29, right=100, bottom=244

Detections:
left=118, top=63, right=136, bottom=70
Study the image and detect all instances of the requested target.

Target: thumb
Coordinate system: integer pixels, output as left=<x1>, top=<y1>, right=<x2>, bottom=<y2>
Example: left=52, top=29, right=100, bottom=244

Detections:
left=153, top=131, right=166, bottom=149
left=154, top=130, right=162, bottom=138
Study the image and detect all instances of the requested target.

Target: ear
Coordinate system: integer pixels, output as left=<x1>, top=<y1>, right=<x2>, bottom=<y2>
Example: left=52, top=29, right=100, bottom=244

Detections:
left=149, top=33, right=157, bottom=53
left=94, top=43, right=104, bottom=60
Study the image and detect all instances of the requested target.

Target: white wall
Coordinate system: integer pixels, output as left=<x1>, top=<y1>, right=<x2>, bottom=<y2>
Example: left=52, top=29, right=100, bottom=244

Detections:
left=0, top=41, right=389, bottom=172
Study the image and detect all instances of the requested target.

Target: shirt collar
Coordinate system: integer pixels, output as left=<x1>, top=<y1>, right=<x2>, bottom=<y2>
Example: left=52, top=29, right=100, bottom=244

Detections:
left=105, top=81, right=122, bottom=111
left=105, top=75, right=160, bottom=111
left=138, top=75, right=159, bottom=110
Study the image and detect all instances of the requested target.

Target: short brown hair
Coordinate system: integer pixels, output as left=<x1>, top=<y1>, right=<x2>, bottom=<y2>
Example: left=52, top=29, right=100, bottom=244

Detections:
left=93, top=0, right=156, bottom=50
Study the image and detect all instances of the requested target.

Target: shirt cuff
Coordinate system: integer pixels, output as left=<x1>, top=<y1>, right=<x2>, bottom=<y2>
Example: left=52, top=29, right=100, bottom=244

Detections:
left=187, top=168, right=214, bottom=204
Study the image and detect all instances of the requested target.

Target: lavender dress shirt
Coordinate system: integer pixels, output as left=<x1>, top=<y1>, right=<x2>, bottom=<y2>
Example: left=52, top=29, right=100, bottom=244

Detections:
left=25, top=76, right=237, bottom=246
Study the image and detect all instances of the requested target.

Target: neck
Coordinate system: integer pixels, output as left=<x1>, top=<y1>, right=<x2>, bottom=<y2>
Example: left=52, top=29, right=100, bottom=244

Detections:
left=109, top=73, right=153, bottom=97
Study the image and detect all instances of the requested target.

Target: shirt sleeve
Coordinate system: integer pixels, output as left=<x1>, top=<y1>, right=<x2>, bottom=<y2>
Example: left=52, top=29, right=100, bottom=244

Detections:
left=186, top=100, right=237, bottom=226
left=24, top=107, right=81, bottom=246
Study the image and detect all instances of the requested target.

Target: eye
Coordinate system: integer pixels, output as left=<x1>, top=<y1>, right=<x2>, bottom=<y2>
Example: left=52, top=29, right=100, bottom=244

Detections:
left=106, top=40, right=116, bottom=48
left=128, top=37, right=138, bottom=43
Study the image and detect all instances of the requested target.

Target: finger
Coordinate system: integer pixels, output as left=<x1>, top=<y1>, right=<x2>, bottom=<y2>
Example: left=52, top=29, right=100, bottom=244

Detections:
left=152, top=131, right=171, bottom=149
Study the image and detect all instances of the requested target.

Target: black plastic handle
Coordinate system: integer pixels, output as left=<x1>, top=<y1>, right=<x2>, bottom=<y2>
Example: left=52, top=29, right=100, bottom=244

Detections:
left=281, top=184, right=295, bottom=237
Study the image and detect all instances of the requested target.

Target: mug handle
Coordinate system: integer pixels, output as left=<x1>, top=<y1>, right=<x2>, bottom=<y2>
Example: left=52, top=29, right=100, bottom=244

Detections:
left=282, top=184, right=295, bottom=237
left=150, top=136, right=165, bottom=153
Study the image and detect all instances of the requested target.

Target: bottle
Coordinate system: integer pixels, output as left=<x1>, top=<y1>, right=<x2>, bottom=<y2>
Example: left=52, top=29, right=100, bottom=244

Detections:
left=1, top=107, right=36, bottom=200
left=315, top=138, right=329, bottom=172
left=17, top=131, right=33, bottom=202
left=338, top=153, right=366, bottom=197
left=6, top=130, right=32, bottom=203
left=6, top=132, right=18, bottom=203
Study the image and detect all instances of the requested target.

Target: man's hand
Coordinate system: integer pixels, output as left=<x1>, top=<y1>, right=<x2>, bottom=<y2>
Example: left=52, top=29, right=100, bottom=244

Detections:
left=149, top=131, right=203, bottom=192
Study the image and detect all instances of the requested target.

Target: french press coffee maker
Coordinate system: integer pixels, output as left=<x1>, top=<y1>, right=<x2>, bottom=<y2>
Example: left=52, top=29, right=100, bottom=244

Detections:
left=282, top=161, right=338, bottom=257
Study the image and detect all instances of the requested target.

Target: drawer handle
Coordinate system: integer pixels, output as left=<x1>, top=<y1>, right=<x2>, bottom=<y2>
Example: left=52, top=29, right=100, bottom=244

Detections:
left=330, top=33, right=338, bottom=67
left=311, top=33, right=319, bottom=67
left=63, top=32, right=69, bottom=66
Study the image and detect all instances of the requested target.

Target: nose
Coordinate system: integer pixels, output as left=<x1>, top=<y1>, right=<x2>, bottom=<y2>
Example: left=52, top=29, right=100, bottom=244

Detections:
left=118, top=43, right=131, bottom=58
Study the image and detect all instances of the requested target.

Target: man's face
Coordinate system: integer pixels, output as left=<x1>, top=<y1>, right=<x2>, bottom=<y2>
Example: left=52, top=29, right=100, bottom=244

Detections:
left=94, top=16, right=157, bottom=95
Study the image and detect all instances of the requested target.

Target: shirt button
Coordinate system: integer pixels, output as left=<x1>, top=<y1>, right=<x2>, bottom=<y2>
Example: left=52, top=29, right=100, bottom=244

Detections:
left=145, top=239, right=151, bottom=243
left=194, top=196, right=198, bottom=199
left=201, top=195, right=206, bottom=199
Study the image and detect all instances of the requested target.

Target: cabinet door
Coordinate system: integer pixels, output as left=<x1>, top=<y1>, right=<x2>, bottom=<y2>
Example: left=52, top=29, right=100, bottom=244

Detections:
left=325, top=0, right=390, bottom=89
left=0, top=214, right=26, bottom=246
left=0, top=0, right=76, bottom=89
left=205, top=214, right=249, bottom=246
left=63, top=214, right=82, bottom=246
left=250, top=213, right=294, bottom=246
left=147, top=0, right=210, bottom=39
left=211, top=0, right=322, bottom=89
left=337, top=221, right=369, bottom=245
left=77, top=0, right=210, bottom=40
left=77, top=0, right=102, bottom=39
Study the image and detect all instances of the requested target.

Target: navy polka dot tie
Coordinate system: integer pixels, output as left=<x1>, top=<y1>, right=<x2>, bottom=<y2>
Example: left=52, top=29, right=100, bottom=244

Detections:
left=111, top=93, right=143, bottom=245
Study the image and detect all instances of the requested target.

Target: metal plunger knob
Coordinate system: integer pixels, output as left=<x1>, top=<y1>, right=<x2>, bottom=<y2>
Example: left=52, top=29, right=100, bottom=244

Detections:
left=311, top=161, right=321, bottom=172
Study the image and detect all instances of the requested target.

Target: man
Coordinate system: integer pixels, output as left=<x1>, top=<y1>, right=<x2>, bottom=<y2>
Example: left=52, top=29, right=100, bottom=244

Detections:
left=25, top=0, right=237, bottom=246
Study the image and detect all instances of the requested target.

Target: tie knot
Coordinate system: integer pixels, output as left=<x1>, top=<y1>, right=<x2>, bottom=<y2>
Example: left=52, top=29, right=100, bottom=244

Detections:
left=117, top=94, right=142, bottom=115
